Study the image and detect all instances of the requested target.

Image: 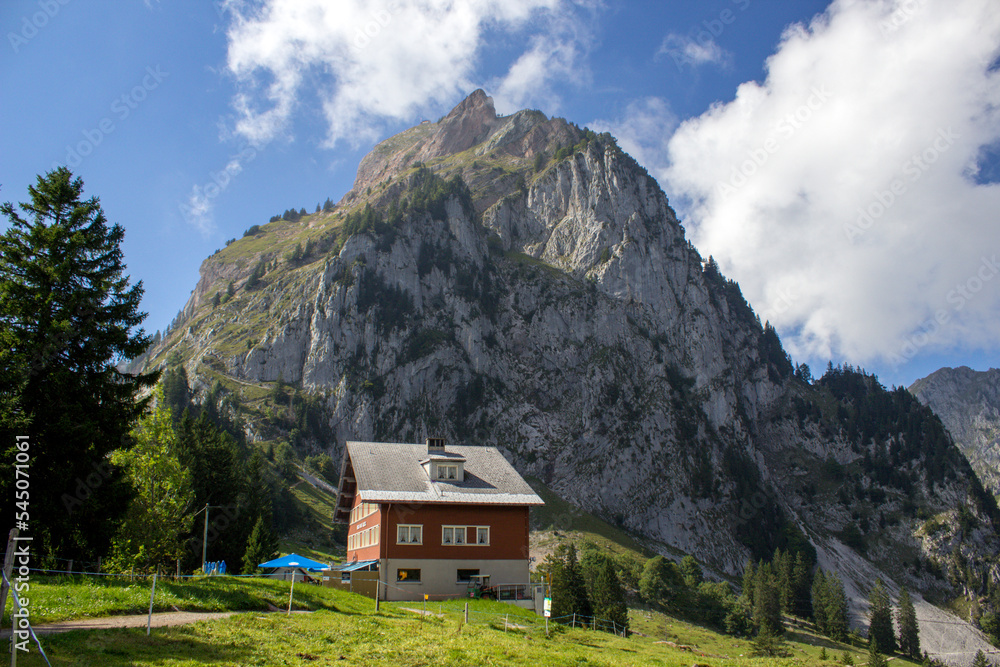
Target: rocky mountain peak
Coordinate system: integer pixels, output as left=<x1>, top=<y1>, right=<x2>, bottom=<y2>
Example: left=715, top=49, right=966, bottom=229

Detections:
left=421, top=88, right=501, bottom=157
left=911, top=366, right=1000, bottom=492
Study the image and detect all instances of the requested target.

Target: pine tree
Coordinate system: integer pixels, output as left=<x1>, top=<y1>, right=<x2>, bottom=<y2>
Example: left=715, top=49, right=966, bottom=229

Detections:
left=868, top=579, right=896, bottom=654
left=867, top=639, right=888, bottom=667
left=896, top=587, right=920, bottom=658
left=681, top=555, right=704, bottom=587
left=549, top=543, right=591, bottom=625
left=242, top=514, right=279, bottom=574
left=792, top=551, right=813, bottom=617
left=825, top=571, right=850, bottom=642
left=742, top=559, right=758, bottom=609
left=0, top=167, right=158, bottom=562
left=591, top=556, right=629, bottom=634
left=754, top=562, right=783, bottom=635
left=972, top=649, right=989, bottom=667
left=775, top=549, right=794, bottom=613
left=812, top=569, right=830, bottom=633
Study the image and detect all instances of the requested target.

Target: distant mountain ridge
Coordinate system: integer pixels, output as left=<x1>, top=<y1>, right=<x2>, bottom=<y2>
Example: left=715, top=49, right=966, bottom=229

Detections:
left=910, top=366, right=1000, bottom=493
left=136, top=91, right=1000, bottom=659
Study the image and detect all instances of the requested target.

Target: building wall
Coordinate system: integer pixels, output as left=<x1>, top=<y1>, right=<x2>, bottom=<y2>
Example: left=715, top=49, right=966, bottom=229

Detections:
left=380, top=557, right=531, bottom=601
left=346, top=496, right=383, bottom=562
left=381, top=504, right=530, bottom=561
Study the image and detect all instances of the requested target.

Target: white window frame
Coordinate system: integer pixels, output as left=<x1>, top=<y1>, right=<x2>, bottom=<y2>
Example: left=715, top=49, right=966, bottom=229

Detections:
left=475, top=526, right=490, bottom=545
left=442, top=525, right=467, bottom=545
left=397, top=524, right=422, bottom=545
left=437, top=464, right=458, bottom=480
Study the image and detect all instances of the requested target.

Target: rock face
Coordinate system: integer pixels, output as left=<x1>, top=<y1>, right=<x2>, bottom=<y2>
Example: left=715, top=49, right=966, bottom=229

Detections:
left=911, top=367, right=1000, bottom=493
left=144, top=92, right=1000, bottom=656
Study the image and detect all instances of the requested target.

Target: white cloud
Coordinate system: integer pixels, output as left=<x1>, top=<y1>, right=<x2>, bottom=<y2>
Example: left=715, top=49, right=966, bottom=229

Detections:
left=663, top=0, right=1000, bottom=368
left=222, top=0, right=589, bottom=148
left=656, top=33, right=729, bottom=69
left=493, top=10, right=593, bottom=114
left=591, top=97, right=677, bottom=177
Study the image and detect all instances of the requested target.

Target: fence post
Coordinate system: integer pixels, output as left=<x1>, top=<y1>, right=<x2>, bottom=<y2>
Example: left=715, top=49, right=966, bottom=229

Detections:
left=375, top=579, right=380, bottom=612
left=572, top=612, right=576, bottom=628
left=287, top=571, right=296, bottom=616
left=146, top=568, right=159, bottom=636
left=464, top=602, right=469, bottom=624
left=0, top=528, right=18, bottom=624
left=67, top=559, right=73, bottom=574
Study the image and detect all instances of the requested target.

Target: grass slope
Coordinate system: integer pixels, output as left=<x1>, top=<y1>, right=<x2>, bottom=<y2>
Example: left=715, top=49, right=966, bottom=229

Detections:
left=14, top=582, right=887, bottom=667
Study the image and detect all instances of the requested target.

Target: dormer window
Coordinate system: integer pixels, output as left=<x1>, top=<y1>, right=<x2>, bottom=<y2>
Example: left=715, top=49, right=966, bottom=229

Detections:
left=437, top=464, right=458, bottom=480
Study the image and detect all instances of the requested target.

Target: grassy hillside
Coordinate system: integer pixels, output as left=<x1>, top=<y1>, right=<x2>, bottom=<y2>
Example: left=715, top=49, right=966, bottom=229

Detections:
left=14, top=580, right=884, bottom=667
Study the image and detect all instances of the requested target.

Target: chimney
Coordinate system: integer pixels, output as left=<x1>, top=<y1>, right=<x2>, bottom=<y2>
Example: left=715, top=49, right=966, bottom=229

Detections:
left=426, top=437, right=445, bottom=453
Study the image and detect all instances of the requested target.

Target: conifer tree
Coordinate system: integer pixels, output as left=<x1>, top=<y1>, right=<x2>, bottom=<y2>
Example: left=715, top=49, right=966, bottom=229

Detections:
left=681, top=555, right=704, bottom=587
left=549, top=543, right=591, bottom=624
left=972, top=649, right=989, bottom=667
left=825, top=571, right=850, bottom=641
left=867, top=639, right=888, bottom=667
left=868, top=579, right=896, bottom=654
left=793, top=551, right=813, bottom=617
left=591, top=556, right=629, bottom=634
left=896, top=587, right=920, bottom=658
left=812, top=569, right=829, bottom=633
left=742, top=559, right=758, bottom=608
left=754, top=562, right=783, bottom=635
left=242, top=514, right=279, bottom=575
left=0, top=167, right=158, bottom=562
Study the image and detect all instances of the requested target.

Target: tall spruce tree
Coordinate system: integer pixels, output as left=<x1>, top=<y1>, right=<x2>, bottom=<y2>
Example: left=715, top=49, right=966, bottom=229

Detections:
left=754, top=562, right=783, bottom=635
left=825, top=571, right=849, bottom=641
left=591, top=556, right=629, bottom=634
left=812, top=569, right=829, bottom=633
left=868, top=579, right=896, bottom=654
left=549, top=543, right=591, bottom=625
left=242, top=515, right=279, bottom=574
left=0, top=168, right=158, bottom=563
left=896, top=587, right=920, bottom=658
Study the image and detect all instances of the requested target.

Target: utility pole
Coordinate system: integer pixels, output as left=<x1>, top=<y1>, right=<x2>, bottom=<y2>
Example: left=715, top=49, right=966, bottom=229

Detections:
left=192, top=504, right=223, bottom=572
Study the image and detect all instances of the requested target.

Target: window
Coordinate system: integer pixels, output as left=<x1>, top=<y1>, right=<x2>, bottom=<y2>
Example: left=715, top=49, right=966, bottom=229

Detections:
left=437, top=464, right=457, bottom=480
left=397, top=524, right=422, bottom=544
left=442, top=526, right=466, bottom=545
left=351, top=503, right=378, bottom=524
left=397, top=568, right=421, bottom=583
left=476, top=526, right=490, bottom=545
left=457, top=569, right=480, bottom=583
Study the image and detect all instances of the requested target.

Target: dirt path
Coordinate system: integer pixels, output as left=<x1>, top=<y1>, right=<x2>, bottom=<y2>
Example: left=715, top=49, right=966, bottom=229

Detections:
left=0, top=611, right=244, bottom=638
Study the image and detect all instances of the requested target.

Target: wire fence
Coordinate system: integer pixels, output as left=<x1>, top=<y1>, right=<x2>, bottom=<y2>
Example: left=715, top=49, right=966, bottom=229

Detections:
left=4, top=568, right=630, bottom=664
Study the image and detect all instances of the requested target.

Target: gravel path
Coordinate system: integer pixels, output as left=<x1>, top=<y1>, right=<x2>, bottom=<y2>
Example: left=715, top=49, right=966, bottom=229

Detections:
left=0, top=610, right=244, bottom=638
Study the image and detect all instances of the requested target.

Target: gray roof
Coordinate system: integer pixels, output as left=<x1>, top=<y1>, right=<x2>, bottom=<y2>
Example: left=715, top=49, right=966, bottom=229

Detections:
left=344, top=441, right=543, bottom=506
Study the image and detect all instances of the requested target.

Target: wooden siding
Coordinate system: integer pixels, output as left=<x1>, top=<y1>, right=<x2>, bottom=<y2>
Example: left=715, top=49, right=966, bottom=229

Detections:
left=381, top=503, right=529, bottom=560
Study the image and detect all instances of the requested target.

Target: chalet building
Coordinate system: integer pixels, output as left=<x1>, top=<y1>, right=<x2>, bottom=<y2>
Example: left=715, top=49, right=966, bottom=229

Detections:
left=334, top=438, right=544, bottom=602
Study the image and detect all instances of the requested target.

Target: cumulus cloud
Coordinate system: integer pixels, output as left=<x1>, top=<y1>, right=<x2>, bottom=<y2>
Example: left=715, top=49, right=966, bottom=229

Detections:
left=222, top=0, right=590, bottom=148
left=662, top=0, right=1000, bottom=368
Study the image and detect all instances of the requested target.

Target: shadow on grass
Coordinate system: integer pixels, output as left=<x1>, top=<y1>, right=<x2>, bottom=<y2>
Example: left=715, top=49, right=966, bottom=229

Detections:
left=785, top=629, right=852, bottom=652
left=35, top=625, right=259, bottom=666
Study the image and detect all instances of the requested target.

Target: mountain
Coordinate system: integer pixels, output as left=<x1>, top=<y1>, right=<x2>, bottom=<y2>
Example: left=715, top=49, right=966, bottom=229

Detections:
left=910, top=367, right=1000, bottom=493
left=137, top=91, right=1000, bottom=651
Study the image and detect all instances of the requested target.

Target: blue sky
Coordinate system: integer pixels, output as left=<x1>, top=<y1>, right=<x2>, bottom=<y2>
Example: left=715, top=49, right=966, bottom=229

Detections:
left=2, top=0, right=998, bottom=389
